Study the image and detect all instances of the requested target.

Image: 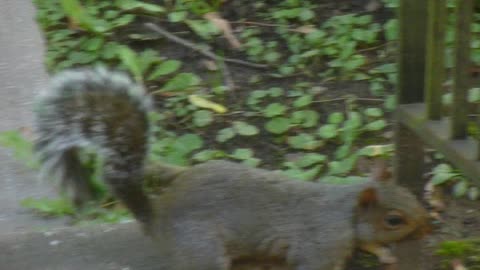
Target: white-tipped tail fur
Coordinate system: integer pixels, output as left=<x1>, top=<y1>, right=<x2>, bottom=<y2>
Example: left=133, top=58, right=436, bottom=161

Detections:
left=34, top=67, right=154, bottom=225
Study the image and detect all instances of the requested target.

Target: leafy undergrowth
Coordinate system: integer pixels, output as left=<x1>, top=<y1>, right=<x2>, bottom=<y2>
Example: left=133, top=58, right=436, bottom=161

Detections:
left=436, top=239, right=480, bottom=270
left=25, top=0, right=404, bottom=207
left=0, top=0, right=475, bottom=248
left=17, top=0, right=480, bottom=207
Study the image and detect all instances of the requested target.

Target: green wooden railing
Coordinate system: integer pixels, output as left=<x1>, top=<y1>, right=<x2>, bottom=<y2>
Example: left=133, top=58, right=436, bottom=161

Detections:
left=395, top=0, right=479, bottom=192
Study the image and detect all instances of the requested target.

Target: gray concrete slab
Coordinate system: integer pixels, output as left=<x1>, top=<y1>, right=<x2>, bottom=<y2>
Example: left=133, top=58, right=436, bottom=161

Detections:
left=0, top=3, right=162, bottom=269
left=0, top=223, right=163, bottom=270
left=0, top=0, right=67, bottom=232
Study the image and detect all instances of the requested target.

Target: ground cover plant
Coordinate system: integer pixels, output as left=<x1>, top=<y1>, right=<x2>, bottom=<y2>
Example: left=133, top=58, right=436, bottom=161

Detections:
left=2, top=0, right=480, bottom=268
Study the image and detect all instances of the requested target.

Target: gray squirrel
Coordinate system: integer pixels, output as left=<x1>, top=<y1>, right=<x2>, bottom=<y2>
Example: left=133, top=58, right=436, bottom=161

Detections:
left=34, top=67, right=431, bottom=270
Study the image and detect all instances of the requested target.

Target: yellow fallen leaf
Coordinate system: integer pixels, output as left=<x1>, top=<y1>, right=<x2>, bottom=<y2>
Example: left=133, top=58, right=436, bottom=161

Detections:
left=362, top=144, right=393, bottom=156
left=188, top=95, right=228, bottom=113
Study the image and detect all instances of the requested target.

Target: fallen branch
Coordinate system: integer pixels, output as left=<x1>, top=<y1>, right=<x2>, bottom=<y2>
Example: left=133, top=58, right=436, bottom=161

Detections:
left=232, top=21, right=288, bottom=28
left=144, top=23, right=268, bottom=70
left=313, top=97, right=384, bottom=103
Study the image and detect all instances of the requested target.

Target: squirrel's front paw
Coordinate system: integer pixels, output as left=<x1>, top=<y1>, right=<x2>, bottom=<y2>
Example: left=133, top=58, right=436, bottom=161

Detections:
left=377, top=249, right=397, bottom=264
left=360, top=243, right=397, bottom=265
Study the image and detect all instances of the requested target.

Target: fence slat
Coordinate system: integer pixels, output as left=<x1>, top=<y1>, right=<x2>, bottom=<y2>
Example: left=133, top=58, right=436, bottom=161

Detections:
left=397, top=0, right=428, bottom=104
left=425, top=0, right=446, bottom=120
left=451, top=0, right=473, bottom=139
left=395, top=0, right=428, bottom=197
left=398, top=103, right=480, bottom=182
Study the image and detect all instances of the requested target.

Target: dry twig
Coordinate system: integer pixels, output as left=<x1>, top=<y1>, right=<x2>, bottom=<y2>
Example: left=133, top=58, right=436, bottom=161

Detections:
left=144, top=23, right=268, bottom=69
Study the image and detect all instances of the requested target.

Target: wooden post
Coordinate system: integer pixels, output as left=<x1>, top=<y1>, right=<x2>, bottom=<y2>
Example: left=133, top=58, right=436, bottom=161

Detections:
left=395, top=1, right=429, bottom=268
left=425, top=0, right=446, bottom=120
left=396, top=0, right=428, bottom=104
left=451, top=0, right=473, bottom=139
left=395, top=0, right=428, bottom=194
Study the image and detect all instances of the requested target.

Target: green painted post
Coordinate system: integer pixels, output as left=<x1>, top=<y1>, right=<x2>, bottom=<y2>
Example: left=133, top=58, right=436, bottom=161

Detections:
left=394, top=1, right=430, bottom=267
left=425, top=0, right=446, bottom=120
left=451, top=0, right=473, bottom=139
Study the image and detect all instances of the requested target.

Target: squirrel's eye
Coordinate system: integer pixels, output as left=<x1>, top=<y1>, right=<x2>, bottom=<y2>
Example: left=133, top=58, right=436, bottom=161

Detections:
left=384, top=211, right=406, bottom=229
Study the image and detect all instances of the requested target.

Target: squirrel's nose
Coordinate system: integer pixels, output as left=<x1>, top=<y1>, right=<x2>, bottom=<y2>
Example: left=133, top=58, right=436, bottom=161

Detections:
left=411, top=216, right=434, bottom=239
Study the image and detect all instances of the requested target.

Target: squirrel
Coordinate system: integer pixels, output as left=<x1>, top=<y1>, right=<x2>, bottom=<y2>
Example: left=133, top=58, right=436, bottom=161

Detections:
left=34, top=67, right=431, bottom=270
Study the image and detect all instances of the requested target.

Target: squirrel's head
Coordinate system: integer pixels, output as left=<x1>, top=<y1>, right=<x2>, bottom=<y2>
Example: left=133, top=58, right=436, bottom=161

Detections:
left=354, top=160, right=432, bottom=245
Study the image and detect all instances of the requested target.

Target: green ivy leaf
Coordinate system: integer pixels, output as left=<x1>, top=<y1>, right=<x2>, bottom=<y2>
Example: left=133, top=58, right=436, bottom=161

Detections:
left=265, top=117, right=291, bottom=134
left=168, top=11, right=187, bottom=22
left=186, top=20, right=220, bottom=40
left=295, top=153, right=327, bottom=168
left=117, top=46, right=143, bottom=82
left=173, top=134, right=203, bottom=154
left=216, top=128, right=235, bottom=142
left=349, top=112, right=363, bottom=127
left=431, top=172, right=457, bottom=185
left=250, top=90, right=268, bottom=99
left=112, top=14, right=135, bottom=27
left=116, top=0, right=165, bottom=13
left=453, top=181, right=469, bottom=198
left=364, top=119, right=387, bottom=131
left=291, top=110, right=319, bottom=128
left=358, top=144, right=394, bottom=157
left=317, top=124, right=338, bottom=139
left=433, top=164, right=454, bottom=174
left=293, top=95, right=313, bottom=108
left=161, top=73, right=201, bottom=92
left=279, top=66, right=295, bottom=75
left=231, top=148, right=254, bottom=160
left=83, top=37, right=104, bottom=51
left=468, top=88, right=480, bottom=102
left=306, top=30, right=327, bottom=46
left=369, top=81, right=385, bottom=96
left=192, top=110, right=213, bottom=127
left=327, top=155, right=358, bottom=176
left=268, top=87, right=284, bottom=97
left=242, top=158, right=261, bottom=167
left=299, top=8, right=314, bottom=21
left=364, top=107, right=384, bottom=118
left=283, top=166, right=321, bottom=181
left=233, top=121, right=259, bottom=136
left=384, top=95, right=396, bottom=111
left=328, top=112, right=344, bottom=124
left=60, top=0, right=100, bottom=33
left=288, top=133, right=322, bottom=150
left=264, top=103, right=287, bottom=117
left=264, top=51, right=281, bottom=63
left=384, top=18, right=398, bottom=41
left=335, top=144, right=353, bottom=159
left=148, top=60, right=182, bottom=80
left=192, top=150, right=225, bottom=162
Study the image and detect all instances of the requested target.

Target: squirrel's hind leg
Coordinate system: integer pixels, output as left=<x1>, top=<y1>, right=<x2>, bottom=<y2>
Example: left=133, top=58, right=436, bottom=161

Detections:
left=57, top=148, right=97, bottom=207
left=167, top=223, right=231, bottom=270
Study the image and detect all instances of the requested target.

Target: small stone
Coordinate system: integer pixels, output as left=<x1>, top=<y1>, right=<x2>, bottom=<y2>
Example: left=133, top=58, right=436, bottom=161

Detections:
left=49, top=240, right=61, bottom=246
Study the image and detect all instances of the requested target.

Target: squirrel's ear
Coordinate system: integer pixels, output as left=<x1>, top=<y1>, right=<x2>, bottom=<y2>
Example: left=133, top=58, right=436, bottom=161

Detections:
left=358, top=187, right=378, bottom=207
left=370, top=159, right=392, bottom=183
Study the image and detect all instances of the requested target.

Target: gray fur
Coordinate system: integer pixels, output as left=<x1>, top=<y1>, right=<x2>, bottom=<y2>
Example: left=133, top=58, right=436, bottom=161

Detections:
left=34, top=68, right=430, bottom=270
left=34, top=67, right=153, bottom=224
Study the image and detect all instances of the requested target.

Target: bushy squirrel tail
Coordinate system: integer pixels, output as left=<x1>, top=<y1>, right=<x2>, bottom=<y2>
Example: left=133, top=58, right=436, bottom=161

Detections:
left=34, top=67, right=153, bottom=226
